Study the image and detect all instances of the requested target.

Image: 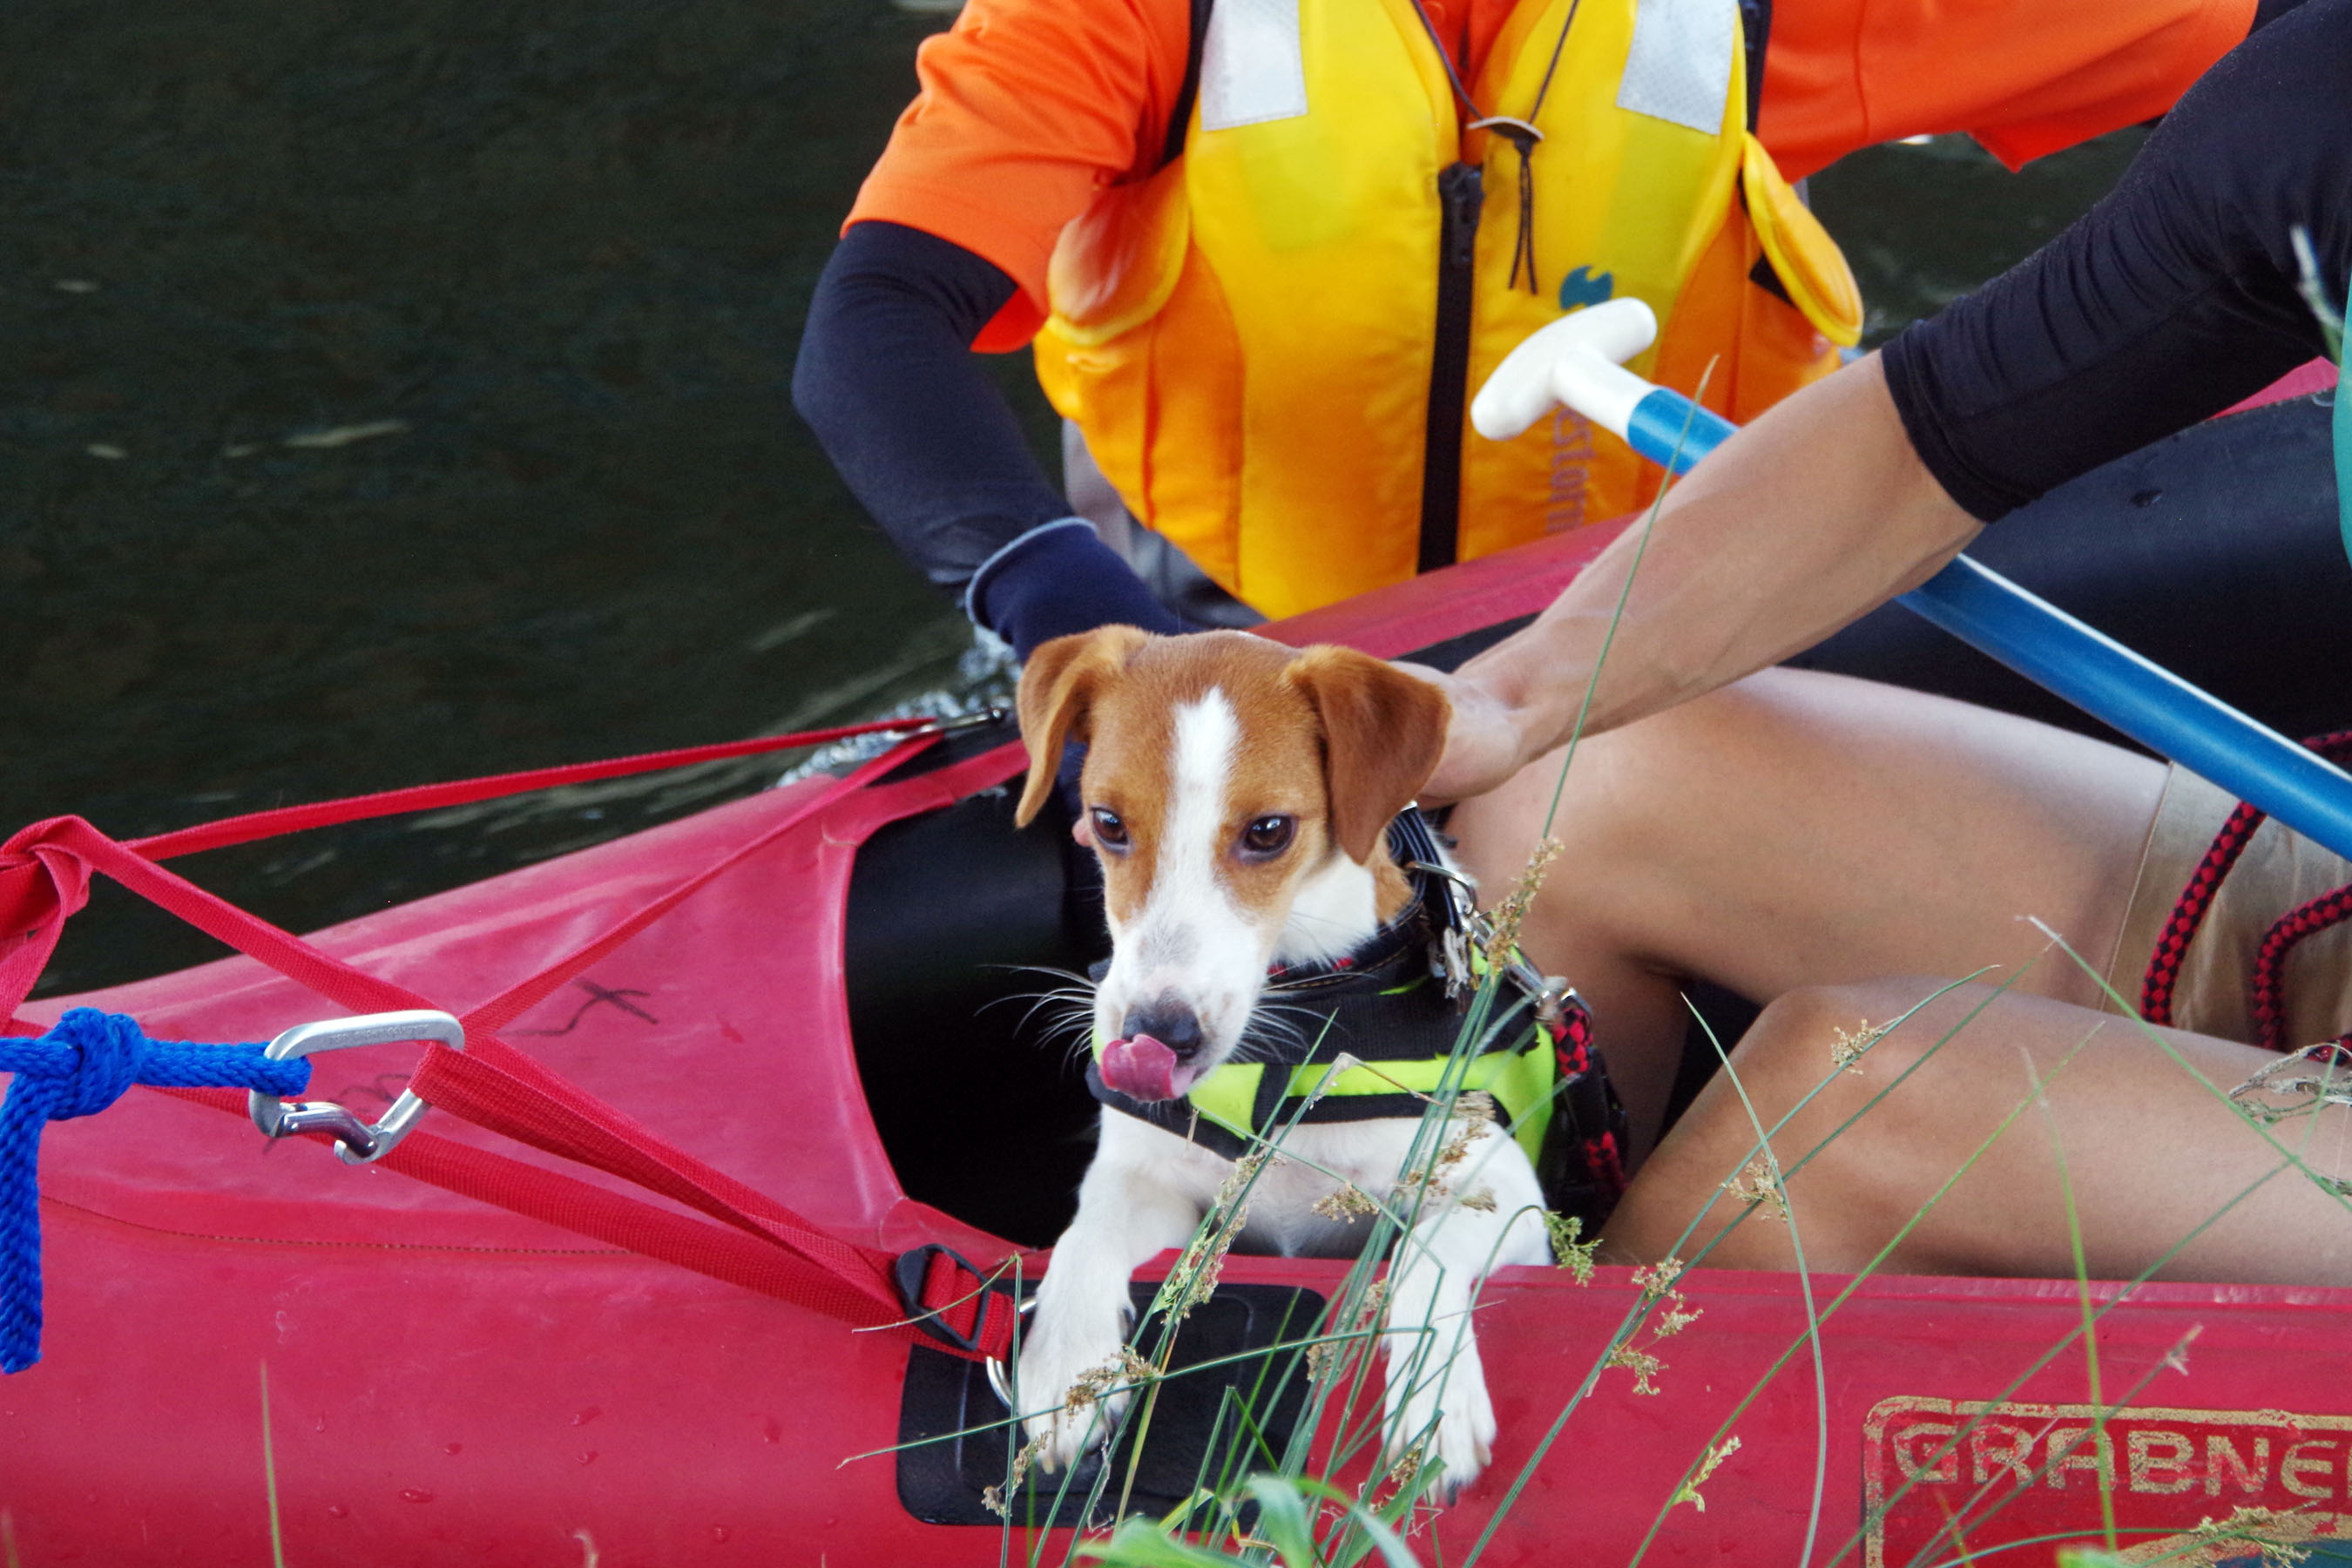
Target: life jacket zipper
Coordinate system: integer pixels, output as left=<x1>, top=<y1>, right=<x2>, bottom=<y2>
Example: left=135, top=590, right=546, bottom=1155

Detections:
left=1418, top=160, right=1485, bottom=575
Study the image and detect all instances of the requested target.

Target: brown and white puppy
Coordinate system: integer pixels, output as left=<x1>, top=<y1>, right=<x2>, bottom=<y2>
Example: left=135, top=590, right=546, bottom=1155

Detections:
left=1010, top=627, right=1549, bottom=1496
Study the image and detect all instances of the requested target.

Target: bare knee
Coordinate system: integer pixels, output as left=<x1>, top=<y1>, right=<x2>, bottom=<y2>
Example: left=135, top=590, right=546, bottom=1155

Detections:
left=1682, top=978, right=1943, bottom=1138
left=1604, top=978, right=1957, bottom=1267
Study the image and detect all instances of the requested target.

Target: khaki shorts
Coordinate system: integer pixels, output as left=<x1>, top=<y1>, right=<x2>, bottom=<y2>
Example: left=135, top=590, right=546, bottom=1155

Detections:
left=2101, top=765, right=2352, bottom=1045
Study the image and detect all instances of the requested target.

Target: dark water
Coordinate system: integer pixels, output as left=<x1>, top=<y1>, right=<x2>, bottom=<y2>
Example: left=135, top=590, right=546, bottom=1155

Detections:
left=0, top=0, right=2142, bottom=996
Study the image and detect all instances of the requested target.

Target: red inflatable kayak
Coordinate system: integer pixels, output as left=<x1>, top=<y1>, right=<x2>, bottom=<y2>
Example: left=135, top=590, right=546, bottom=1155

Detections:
left=6, top=383, right=2352, bottom=1566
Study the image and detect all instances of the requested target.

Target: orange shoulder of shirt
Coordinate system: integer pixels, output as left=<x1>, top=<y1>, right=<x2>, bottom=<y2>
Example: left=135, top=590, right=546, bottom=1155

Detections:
left=846, top=0, right=1186, bottom=349
left=850, top=0, right=2259, bottom=351
left=1761, top=0, right=2257, bottom=179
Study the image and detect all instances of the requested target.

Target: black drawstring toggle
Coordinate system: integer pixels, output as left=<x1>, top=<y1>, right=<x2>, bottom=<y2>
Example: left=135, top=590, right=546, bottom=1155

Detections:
left=1469, top=116, right=1545, bottom=294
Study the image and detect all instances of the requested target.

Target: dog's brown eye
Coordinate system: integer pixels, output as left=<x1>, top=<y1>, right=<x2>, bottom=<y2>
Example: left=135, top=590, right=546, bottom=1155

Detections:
left=1091, top=808, right=1130, bottom=848
left=1239, top=815, right=1295, bottom=858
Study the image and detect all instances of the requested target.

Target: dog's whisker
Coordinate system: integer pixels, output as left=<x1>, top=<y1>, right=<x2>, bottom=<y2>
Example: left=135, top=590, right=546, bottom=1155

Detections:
left=1030, top=1006, right=1091, bottom=1044
left=1032, top=1006, right=1098, bottom=1042
left=1238, top=1015, right=1310, bottom=1056
left=985, top=963, right=1102, bottom=989
left=990, top=993, right=1068, bottom=1030
left=997, top=993, right=1098, bottom=1038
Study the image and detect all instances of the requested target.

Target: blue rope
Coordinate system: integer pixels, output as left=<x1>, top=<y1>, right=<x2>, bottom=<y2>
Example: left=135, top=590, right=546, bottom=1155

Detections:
left=0, top=1008, right=311, bottom=1373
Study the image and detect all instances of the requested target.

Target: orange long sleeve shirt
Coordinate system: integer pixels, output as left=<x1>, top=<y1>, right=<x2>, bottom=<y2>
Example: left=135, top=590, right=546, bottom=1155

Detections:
left=850, top=0, right=2254, bottom=349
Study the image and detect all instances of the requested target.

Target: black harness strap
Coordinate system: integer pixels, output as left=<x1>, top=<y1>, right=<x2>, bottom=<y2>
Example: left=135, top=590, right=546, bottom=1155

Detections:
left=1159, top=0, right=1215, bottom=171
left=1739, top=0, right=1770, bottom=133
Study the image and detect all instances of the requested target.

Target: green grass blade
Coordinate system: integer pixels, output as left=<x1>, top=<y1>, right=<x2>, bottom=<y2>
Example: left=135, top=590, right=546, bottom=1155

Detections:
left=2033, top=1043, right=2119, bottom=1554
left=260, top=1360, right=286, bottom=1568
left=1687, top=1006, right=1831, bottom=1568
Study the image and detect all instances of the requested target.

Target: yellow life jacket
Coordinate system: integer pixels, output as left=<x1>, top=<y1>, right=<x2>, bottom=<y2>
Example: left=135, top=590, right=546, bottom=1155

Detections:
left=1032, top=0, right=1862, bottom=620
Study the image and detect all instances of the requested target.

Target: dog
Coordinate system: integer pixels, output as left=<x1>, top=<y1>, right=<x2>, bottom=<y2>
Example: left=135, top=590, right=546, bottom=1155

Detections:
left=1008, top=625, right=1551, bottom=1497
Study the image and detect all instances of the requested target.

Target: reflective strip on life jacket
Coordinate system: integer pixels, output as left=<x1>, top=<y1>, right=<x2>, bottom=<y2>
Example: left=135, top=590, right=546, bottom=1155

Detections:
left=1150, top=991, right=1559, bottom=1166
left=1034, top=0, right=1862, bottom=619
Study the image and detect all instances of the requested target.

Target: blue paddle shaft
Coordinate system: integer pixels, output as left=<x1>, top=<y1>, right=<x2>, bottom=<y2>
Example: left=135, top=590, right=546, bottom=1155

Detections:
left=1621, top=386, right=2352, bottom=861
left=1626, top=389, right=1739, bottom=472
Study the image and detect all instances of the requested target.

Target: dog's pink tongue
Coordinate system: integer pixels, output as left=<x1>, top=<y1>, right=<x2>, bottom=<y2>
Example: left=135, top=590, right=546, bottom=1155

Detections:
left=1100, top=1035, right=1193, bottom=1102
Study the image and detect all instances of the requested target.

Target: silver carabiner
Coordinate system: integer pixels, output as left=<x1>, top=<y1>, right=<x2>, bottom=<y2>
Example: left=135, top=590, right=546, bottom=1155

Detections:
left=247, top=1010, right=466, bottom=1166
left=925, top=704, right=1010, bottom=735
left=983, top=1295, right=1040, bottom=1411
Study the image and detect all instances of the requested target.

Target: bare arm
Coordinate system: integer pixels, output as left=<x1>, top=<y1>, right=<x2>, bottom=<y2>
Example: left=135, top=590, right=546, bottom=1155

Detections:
left=1418, top=355, right=1983, bottom=801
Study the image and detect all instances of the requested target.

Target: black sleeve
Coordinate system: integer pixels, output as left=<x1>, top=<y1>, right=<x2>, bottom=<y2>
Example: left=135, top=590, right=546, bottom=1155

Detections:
left=790, top=221, right=1184, bottom=658
left=791, top=220, right=1071, bottom=593
left=1880, top=0, right=2352, bottom=523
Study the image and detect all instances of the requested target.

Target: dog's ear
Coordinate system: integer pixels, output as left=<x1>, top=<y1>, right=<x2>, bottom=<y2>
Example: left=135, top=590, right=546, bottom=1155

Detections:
left=1013, top=624, right=1153, bottom=828
left=1286, top=644, right=1452, bottom=864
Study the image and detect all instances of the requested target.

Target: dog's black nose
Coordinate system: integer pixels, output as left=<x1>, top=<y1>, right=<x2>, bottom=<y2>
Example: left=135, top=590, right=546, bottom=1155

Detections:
left=1121, top=1003, right=1204, bottom=1059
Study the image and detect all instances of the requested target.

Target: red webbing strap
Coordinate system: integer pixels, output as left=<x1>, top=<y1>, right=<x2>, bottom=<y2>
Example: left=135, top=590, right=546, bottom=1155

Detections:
left=0, top=728, right=1023, bottom=1361
left=3, top=814, right=447, bottom=1032
left=124, top=716, right=939, bottom=862
left=157, top=1084, right=903, bottom=1326
left=0, top=717, right=943, bottom=1018
left=452, top=732, right=914, bottom=1035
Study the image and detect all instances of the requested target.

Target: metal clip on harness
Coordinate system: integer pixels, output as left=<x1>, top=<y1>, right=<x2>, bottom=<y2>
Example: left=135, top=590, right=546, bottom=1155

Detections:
left=1402, top=854, right=1582, bottom=1029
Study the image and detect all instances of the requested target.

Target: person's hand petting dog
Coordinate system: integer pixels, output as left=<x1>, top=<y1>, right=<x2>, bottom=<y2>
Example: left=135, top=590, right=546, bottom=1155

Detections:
left=1392, top=660, right=1525, bottom=807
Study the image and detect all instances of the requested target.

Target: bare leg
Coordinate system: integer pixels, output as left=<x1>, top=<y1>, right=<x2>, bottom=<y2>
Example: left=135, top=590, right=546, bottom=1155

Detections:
left=1606, top=978, right=2352, bottom=1286
left=1445, top=666, right=2167, bottom=1152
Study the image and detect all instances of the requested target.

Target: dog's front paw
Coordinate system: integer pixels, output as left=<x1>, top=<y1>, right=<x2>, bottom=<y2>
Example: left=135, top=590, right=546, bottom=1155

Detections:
left=1011, top=1329, right=1138, bottom=1471
left=1382, top=1334, right=1498, bottom=1502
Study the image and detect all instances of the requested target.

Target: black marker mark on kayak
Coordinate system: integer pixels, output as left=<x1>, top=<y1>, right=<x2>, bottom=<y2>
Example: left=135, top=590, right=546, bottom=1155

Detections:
left=514, top=978, right=659, bottom=1036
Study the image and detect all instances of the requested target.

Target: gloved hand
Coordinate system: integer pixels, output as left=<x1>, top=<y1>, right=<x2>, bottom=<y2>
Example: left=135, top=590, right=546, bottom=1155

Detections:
left=965, top=518, right=1186, bottom=664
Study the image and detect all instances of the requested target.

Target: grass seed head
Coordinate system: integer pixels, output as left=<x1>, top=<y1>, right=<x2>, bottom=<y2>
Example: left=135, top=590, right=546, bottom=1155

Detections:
left=1213, top=1150, right=1276, bottom=1216
left=1160, top=1240, right=1228, bottom=1322
left=1426, top=1094, right=1499, bottom=1184
left=1313, top=1182, right=1382, bottom=1222
left=1304, top=1335, right=1350, bottom=1382
left=1309, top=1281, right=1391, bottom=1383
left=1671, top=1436, right=1742, bottom=1512
left=1062, top=1354, right=1136, bottom=1415
left=1603, top=1341, right=1666, bottom=1396
left=1723, top=1154, right=1789, bottom=1221
left=1483, top=836, right=1565, bottom=966
left=1159, top=1154, right=1274, bottom=1321
left=1631, top=1258, right=1686, bottom=1299
left=1651, top=1290, right=1703, bottom=1338
left=981, top=1429, right=1055, bottom=1518
left=1544, top=1212, right=1599, bottom=1283
left=1830, top=1019, right=1886, bottom=1076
